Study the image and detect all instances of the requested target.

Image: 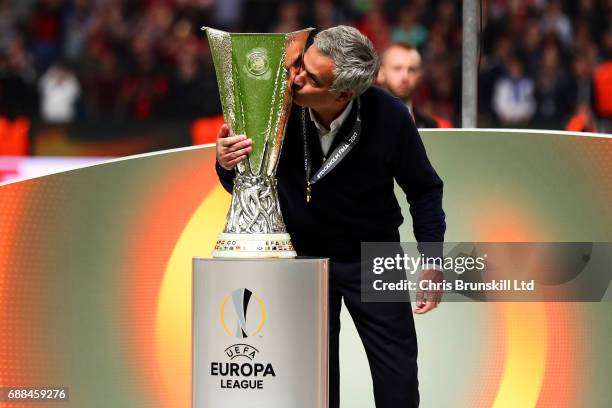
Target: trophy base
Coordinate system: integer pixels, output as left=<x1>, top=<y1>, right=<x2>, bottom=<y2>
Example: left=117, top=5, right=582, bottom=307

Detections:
left=212, top=233, right=297, bottom=258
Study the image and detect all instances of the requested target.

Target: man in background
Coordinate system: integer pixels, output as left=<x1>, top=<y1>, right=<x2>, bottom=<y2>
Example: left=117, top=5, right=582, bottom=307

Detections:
left=378, top=43, right=451, bottom=128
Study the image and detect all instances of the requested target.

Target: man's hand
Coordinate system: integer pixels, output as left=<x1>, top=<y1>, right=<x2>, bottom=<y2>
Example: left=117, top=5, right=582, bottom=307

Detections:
left=216, top=124, right=253, bottom=170
left=414, top=269, right=444, bottom=314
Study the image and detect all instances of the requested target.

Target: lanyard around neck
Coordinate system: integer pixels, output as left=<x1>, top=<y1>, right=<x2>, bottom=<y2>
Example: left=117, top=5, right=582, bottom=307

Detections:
left=301, top=98, right=362, bottom=203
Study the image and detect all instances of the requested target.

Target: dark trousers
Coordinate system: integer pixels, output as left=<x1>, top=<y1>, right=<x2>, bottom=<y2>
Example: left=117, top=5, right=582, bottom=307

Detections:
left=329, top=259, right=419, bottom=408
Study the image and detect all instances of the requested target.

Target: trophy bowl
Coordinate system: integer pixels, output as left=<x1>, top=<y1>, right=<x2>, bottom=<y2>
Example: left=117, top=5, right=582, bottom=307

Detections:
left=204, top=27, right=313, bottom=258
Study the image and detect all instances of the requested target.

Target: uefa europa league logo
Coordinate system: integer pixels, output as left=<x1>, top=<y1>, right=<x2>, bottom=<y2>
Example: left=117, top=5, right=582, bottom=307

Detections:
left=220, top=288, right=266, bottom=339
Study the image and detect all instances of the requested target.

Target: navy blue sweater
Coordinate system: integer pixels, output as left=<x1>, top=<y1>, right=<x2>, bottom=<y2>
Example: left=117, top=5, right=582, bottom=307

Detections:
left=216, top=86, right=445, bottom=259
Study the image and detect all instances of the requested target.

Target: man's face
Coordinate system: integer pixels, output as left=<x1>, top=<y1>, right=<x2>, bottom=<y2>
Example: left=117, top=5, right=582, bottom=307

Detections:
left=292, top=45, right=339, bottom=111
left=378, top=46, right=422, bottom=102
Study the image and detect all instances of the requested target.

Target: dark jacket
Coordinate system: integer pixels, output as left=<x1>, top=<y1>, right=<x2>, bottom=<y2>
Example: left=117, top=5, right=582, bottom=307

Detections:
left=216, top=86, right=445, bottom=259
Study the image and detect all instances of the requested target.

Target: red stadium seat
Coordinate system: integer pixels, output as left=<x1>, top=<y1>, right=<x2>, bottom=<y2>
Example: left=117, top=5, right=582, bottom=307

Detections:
left=0, top=116, right=30, bottom=156
left=191, top=115, right=225, bottom=146
left=430, top=113, right=454, bottom=128
left=593, top=61, right=612, bottom=118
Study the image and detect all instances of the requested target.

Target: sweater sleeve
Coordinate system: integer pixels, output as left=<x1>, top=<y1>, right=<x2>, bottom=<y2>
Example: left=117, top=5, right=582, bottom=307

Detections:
left=390, top=111, right=446, bottom=257
left=215, top=161, right=235, bottom=193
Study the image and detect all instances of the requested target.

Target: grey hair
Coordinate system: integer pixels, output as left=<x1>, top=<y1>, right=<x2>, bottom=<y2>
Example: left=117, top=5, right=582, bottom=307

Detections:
left=314, top=25, right=379, bottom=97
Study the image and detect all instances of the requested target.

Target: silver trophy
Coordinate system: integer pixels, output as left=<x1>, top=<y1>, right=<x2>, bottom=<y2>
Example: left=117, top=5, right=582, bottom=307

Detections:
left=204, top=27, right=313, bottom=258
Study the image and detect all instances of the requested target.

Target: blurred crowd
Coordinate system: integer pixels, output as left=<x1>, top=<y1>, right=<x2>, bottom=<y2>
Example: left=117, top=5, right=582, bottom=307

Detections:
left=0, top=0, right=610, bottom=130
left=480, top=0, right=612, bottom=130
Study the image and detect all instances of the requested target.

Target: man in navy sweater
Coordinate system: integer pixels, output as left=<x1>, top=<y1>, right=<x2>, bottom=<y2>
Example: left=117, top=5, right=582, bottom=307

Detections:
left=216, top=26, right=445, bottom=408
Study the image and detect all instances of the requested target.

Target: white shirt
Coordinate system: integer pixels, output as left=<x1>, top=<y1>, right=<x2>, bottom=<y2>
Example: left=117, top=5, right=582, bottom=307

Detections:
left=39, top=67, right=81, bottom=123
left=492, top=77, right=535, bottom=124
left=308, top=100, right=354, bottom=157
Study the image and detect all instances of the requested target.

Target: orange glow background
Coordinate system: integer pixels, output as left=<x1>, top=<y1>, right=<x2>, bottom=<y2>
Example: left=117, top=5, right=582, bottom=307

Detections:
left=1, top=131, right=611, bottom=407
